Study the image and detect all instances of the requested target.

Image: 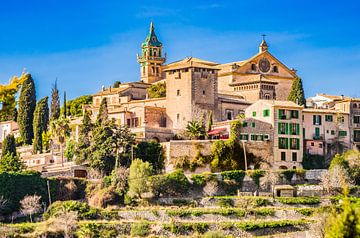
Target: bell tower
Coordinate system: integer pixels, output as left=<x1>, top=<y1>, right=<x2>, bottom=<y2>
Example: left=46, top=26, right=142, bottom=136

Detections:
left=137, top=22, right=166, bottom=84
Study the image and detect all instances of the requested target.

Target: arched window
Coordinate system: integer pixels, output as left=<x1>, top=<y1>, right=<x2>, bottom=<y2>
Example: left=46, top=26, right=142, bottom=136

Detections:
left=273, top=66, right=279, bottom=73
left=251, top=64, right=257, bottom=71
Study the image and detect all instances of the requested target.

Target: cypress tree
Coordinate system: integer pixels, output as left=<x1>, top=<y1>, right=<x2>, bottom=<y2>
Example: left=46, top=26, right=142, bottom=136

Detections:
left=1, top=134, right=16, bottom=158
left=96, top=98, right=108, bottom=125
left=288, top=78, right=306, bottom=106
left=50, top=79, right=60, bottom=121
left=63, top=91, right=67, bottom=118
left=33, top=97, right=49, bottom=153
left=207, top=111, right=213, bottom=132
left=17, top=74, right=36, bottom=144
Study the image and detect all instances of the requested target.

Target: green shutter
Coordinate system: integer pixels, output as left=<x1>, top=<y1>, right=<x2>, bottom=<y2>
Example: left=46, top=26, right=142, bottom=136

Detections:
left=296, top=124, right=300, bottom=135
left=286, top=138, right=289, bottom=149
left=279, top=109, right=282, bottom=119
left=285, top=123, right=289, bottom=134
left=278, top=123, right=281, bottom=134
left=313, top=115, right=316, bottom=125
left=289, top=124, right=293, bottom=135
left=319, top=116, right=322, bottom=125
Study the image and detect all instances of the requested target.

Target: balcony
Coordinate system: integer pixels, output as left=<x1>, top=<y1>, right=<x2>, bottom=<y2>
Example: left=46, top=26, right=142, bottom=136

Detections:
left=312, top=134, right=325, bottom=140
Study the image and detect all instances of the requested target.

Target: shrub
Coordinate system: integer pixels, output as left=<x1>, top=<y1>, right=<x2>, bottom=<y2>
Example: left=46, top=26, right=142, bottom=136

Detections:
left=191, top=174, right=207, bottom=187
left=130, top=221, right=150, bottom=237
left=247, top=170, right=265, bottom=187
left=296, top=208, right=315, bottom=216
left=236, top=219, right=306, bottom=231
left=217, top=198, right=234, bottom=208
left=172, top=199, right=192, bottom=206
left=221, top=170, right=245, bottom=184
left=44, top=201, right=98, bottom=220
left=161, top=170, right=190, bottom=197
left=276, top=197, right=320, bottom=205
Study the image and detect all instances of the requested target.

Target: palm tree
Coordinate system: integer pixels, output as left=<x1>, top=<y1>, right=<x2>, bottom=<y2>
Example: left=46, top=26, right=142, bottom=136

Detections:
left=51, top=116, right=71, bottom=166
left=186, top=120, right=205, bottom=140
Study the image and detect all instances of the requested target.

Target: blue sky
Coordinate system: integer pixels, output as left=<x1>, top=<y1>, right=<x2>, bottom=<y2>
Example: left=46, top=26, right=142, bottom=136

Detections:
left=0, top=0, right=359, bottom=100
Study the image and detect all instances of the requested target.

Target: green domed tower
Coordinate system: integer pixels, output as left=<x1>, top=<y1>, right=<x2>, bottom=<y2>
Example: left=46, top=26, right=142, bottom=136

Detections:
left=137, top=22, right=166, bottom=83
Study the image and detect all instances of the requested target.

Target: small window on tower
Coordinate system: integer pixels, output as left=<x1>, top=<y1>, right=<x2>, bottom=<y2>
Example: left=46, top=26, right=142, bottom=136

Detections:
left=273, top=66, right=279, bottom=73
left=202, top=90, right=205, bottom=95
left=177, top=90, right=181, bottom=96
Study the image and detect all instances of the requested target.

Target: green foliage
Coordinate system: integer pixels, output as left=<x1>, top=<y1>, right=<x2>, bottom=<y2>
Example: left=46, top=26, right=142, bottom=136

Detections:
left=330, top=151, right=360, bottom=185
left=221, top=170, right=245, bottom=184
left=166, top=208, right=246, bottom=218
left=50, top=79, right=60, bottom=121
left=96, top=98, right=108, bottom=125
left=2, top=134, right=16, bottom=158
left=113, top=81, right=121, bottom=88
left=191, top=174, right=207, bottom=187
left=41, top=130, right=51, bottom=153
left=44, top=200, right=98, bottom=220
left=18, top=73, right=36, bottom=144
left=0, top=171, right=47, bottom=213
left=186, top=120, right=206, bottom=140
left=277, top=197, right=320, bottom=205
left=288, top=77, right=306, bottom=106
left=330, top=154, right=349, bottom=170
left=296, top=208, right=316, bottom=216
left=302, top=154, right=327, bottom=169
left=75, top=110, right=93, bottom=164
left=61, top=95, right=93, bottom=117
left=172, top=198, right=192, bottom=206
left=211, top=139, right=243, bottom=172
left=217, top=198, right=234, bottom=208
left=130, top=221, right=150, bottom=237
left=325, top=192, right=360, bottom=238
left=146, top=81, right=166, bottom=98
left=247, top=170, right=265, bottom=187
left=280, top=169, right=296, bottom=182
left=0, top=152, right=25, bottom=172
left=235, top=219, right=307, bottom=231
left=128, top=159, right=153, bottom=199
left=64, top=139, right=75, bottom=161
left=163, top=221, right=209, bottom=234
left=149, top=169, right=190, bottom=197
left=207, top=111, right=213, bottom=132
left=134, top=141, right=164, bottom=172
left=32, top=96, right=49, bottom=153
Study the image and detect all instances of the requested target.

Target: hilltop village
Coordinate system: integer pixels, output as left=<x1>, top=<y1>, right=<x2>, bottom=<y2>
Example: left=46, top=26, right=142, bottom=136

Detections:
left=0, top=23, right=359, bottom=237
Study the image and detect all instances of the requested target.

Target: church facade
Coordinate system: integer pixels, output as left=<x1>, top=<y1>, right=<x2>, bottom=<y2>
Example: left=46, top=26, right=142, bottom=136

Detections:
left=89, top=23, right=299, bottom=142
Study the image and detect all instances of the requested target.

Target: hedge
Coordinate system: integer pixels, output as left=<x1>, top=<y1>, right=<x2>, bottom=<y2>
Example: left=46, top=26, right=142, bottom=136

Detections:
left=276, top=197, right=320, bottom=205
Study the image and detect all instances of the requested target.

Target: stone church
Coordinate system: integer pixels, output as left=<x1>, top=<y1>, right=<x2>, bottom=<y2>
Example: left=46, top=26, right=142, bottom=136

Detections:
left=88, top=23, right=299, bottom=142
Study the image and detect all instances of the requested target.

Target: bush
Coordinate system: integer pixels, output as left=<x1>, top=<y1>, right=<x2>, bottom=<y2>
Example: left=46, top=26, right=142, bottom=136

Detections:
left=130, top=221, right=150, bottom=237
left=217, top=198, right=234, bottom=208
left=44, top=201, right=98, bottom=220
left=150, top=169, right=190, bottom=197
left=247, top=170, right=265, bottom=187
left=277, top=197, right=320, bottom=205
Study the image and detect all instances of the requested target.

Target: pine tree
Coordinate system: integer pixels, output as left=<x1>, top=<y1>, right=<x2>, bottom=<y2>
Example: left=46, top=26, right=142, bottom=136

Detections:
left=1, top=134, right=16, bottom=158
left=288, top=78, right=306, bottom=106
left=63, top=91, right=67, bottom=118
left=33, top=97, right=49, bottom=153
left=50, top=79, right=60, bottom=121
left=96, top=98, right=108, bottom=125
left=17, top=74, right=36, bottom=144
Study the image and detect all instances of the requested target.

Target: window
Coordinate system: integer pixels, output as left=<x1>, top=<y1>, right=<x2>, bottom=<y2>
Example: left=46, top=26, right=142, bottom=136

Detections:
left=202, top=90, right=206, bottom=95
left=292, top=152, right=297, bottom=161
left=226, top=109, right=234, bottom=120
left=290, top=110, right=299, bottom=119
left=240, top=134, right=249, bottom=140
left=325, top=115, right=333, bottom=122
left=127, top=119, right=131, bottom=127
left=177, top=90, right=181, bottom=96
left=319, top=143, right=323, bottom=148
left=176, top=113, right=180, bottom=123
left=278, top=122, right=288, bottom=134
left=326, top=130, right=329, bottom=134
left=251, top=134, right=256, bottom=141
left=313, top=115, right=322, bottom=125
left=243, top=122, right=248, bottom=127
left=273, top=66, right=279, bottom=73
left=252, top=122, right=255, bottom=128
left=339, top=131, right=347, bottom=137
left=331, top=130, right=335, bottom=135
left=354, top=115, right=360, bottom=124
left=264, top=134, right=270, bottom=140
left=279, top=137, right=288, bottom=149
left=252, top=111, right=257, bottom=117
left=251, top=64, right=257, bottom=71
left=290, top=138, right=300, bottom=150
left=290, top=123, right=300, bottom=135
left=279, top=109, right=286, bottom=119
left=281, top=152, right=286, bottom=161
left=311, top=142, right=314, bottom=146
left=315, top=127, right=320, bottom=139
left=263, top=109, right=270, bottom=117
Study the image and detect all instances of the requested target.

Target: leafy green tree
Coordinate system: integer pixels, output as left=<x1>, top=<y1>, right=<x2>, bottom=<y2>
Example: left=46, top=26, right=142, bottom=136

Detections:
left=1, top=134, right=16, bottom=158
left=325, top=189, right=360, bottom=237
left=50, top=79, right=60, bottom=121
left=288, top=78, right=306, bottom=106
left=33, top=97, right=49, bottom=153
left=186, top=120, right=205, bottom=140
left=146, top=82, right=166, bottom=98
left=18, top=74, right=36, bottom=144
left=113, top=81, right=121, bottom=88
left=113, top=124, right=135, bottom=168
left=96, top=98, right=108, bottom=125
left=128, top=159, right=153, bottom=199
left=0, top=153, right=24, bottom=172
left=64, top=139, right=75, bottom=161
left=88, top=120, right=116, bottom=174
left=134, top=141, right=164, bottom=173
left=75, top=110, right=93, bottom=164
left=61, top=95, right=92, bottom=117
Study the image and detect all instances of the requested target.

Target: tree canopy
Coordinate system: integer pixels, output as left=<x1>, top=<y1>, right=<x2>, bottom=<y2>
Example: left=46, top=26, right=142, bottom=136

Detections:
left=61, top=95, right=92, bottom=117
left=33, top=97, right=49, bottom=153
left=146, top=82, right=166, bottom=98
left=288, top=78, right=306, bottom=106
